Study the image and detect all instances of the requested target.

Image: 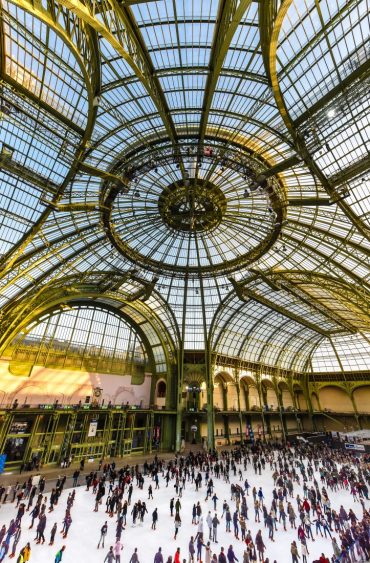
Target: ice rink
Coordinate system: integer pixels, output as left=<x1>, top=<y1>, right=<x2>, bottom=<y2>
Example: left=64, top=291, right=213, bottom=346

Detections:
left=0, top=451, right=366, bottom=562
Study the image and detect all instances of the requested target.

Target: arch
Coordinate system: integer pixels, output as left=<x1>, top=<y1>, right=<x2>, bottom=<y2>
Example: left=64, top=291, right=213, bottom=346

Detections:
left=240, top=375, right=257, bottom=387
left=213, top=376, right=226, bottom=411
left=214, top=371, right=234, bottom=384
left=292, top=384, right=307, bottom=411
left=311, top=392, right=320, bottom=411
left=261, top=379, right=278, bottom=410
left=154, top=379, right=167, bottom=409
left=352, top=386, right=370, bottom=413
left=226, top=381, right=239, bottom=412
left=278, top=381, right=294, bottom=410
left=319, top=386, right=352, bottom=413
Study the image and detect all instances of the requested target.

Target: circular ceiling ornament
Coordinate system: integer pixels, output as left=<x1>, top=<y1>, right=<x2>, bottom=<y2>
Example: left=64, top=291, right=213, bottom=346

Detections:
left=158, top=179, right=227, bottom=233
left=102, top=144, right=286, bottom=278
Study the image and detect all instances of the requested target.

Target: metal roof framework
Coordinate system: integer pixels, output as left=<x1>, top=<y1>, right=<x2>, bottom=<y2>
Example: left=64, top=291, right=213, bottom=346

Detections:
left=0, top=0, right=369, bottom=376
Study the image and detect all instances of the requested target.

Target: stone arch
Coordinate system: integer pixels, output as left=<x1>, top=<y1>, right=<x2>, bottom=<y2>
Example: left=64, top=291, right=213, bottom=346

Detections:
left=239, top=378, right=250, bottom=411
left=261, top=378, right=278, bottom=410
left=293, top=383, right=308, bottom=410
left=319, top=385, right=352, bottom=413
left=352, top=385, right=370, bottom=413
left=213, top=373, right=226, bottom=411
left=154, top=379, right=167, bottom=409
left=278, top=381, right=294, bottom=410
left=240, top=376, right=259, bottom=409
left=311, top=392, right=320, bottom=411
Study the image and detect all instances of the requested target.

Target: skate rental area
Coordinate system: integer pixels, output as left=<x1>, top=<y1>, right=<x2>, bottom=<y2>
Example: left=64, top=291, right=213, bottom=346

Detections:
left=0, top=0, right=369, bottom=561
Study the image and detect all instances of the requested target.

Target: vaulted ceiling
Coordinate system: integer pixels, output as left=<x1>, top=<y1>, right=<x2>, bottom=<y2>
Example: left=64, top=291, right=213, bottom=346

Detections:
left=0, top=0, right=369, bottom=373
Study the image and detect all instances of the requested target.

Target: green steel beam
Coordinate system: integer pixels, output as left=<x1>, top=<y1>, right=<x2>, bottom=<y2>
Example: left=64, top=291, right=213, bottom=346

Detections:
left=294, top=58, right=370, bottom=128
left=330, top=154, right=370, bottom=187
left=0, top=0, right=100, bottom=274
left=51, top=0, right=179, bottom=154
left=0, top=157, right=59, bottom=194
left=101, top=67, right=269, bottom=93
left=258, top=0, right=277, bottom=83
left=269, top=1, right=370, bottom=242
left=230, top=278, right=331, bottom=336
left=93, top=110, right=294, bottom=157
left=198, top=0, right=253, bottom=146
left=1, top=76, right=85, bottom=135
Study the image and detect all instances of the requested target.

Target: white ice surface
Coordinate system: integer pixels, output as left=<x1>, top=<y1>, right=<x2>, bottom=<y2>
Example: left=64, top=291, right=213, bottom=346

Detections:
left=0, top=454, right=366, bottom=563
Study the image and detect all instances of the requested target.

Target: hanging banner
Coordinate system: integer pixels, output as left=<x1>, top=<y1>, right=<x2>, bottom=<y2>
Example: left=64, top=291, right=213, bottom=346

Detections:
left=88, top=421, right=98, bottom=437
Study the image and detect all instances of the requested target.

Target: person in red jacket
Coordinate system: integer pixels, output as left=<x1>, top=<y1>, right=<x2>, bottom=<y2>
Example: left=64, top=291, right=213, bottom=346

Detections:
left=319, top=554, right=329, bottom=563
left=174, top=547, right=181, bottom=563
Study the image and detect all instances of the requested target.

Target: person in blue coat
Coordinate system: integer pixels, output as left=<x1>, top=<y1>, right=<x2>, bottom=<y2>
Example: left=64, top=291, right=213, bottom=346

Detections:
left=227, top=545, right=239, bottom=562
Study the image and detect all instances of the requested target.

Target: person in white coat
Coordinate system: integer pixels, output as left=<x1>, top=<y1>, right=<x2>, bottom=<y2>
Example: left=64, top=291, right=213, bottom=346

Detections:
left=206, top=512, right=213, bottom=540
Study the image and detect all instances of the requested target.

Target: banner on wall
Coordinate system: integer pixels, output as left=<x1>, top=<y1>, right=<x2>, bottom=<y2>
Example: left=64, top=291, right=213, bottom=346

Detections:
left=88, top=421, right=98, bottom=437
left=345, top=443, right=365, bottom=452
left=0, top=454, right=7, bottom=474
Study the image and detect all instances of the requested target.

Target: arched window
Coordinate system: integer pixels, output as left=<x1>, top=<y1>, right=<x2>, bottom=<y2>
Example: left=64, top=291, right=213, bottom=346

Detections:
left=157, top=381, right=166, bottom=398
left=10, top=305, right=148, bottom=378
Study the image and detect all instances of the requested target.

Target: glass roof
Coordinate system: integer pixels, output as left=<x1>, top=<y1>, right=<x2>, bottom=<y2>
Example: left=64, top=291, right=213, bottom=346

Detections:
left=0, top=0, right=369, bottom=373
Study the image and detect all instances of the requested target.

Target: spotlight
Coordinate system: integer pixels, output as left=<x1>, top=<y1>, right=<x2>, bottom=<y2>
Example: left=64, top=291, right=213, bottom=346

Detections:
left=325, top=142, right=331, bottom=152
left=327, top=109, right=336, bottom=118
left=134, top=191, right=140, bottom=198
left=92, top=95, right=101, bottom=107
left=244, top=190, right=249, bottom=198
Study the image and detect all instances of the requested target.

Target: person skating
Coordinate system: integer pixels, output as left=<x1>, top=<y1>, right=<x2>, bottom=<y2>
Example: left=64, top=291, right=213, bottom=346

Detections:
left=205, top=541, right=212, bottom=563
left=104, top=546, right=115, bottom=563
left=98, top=522, right=108, bottom=549
left=188, top=536, right=195, bottom=562
left=129, top=547, right=139, bottom=562
left=218, top=546, right=227, bottom=563
left=61, top=512, right=72, bottom=538
left=255, top=530, right=265, bottom=562
left=29, top=505, right=39, bottom=529
left=15, top=547, right=25, bottom=563
left=174, top=513, right=181, bottom=540
left=8, top=522, right=21, bottom=558
left=227, top=544, right=239, bottom=563
left=0, top=540, right=9, bottom=562
left=20, top=542, right=30, bottom=563
left=152, top=508, right=158, bottom=530
left=49, top=523, right=57, bottom=545
left=54, top=545, right=65, bottom=563
left=290, top=540, right=299, bottom=563
left=154, top=547, right=163, bottom=563
left=206, top=512, right=213, bottom=540
left=35, top=513, right=46, bottom=544
left=113, top=539, right=123, bottom=563
left=212, top=513, right=220, bottom=542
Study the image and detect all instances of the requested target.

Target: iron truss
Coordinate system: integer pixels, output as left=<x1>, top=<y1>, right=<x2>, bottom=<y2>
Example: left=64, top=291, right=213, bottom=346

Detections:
left=0, top=0, right=369, bottom=376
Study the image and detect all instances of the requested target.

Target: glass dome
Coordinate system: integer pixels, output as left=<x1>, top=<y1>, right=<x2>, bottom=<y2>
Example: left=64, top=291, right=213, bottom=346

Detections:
left=0, top=0, right=368, bottom=372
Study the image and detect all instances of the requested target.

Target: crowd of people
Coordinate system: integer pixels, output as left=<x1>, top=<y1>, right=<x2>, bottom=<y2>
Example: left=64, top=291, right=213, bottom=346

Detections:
left=0, top=440, right=369, bottom=562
